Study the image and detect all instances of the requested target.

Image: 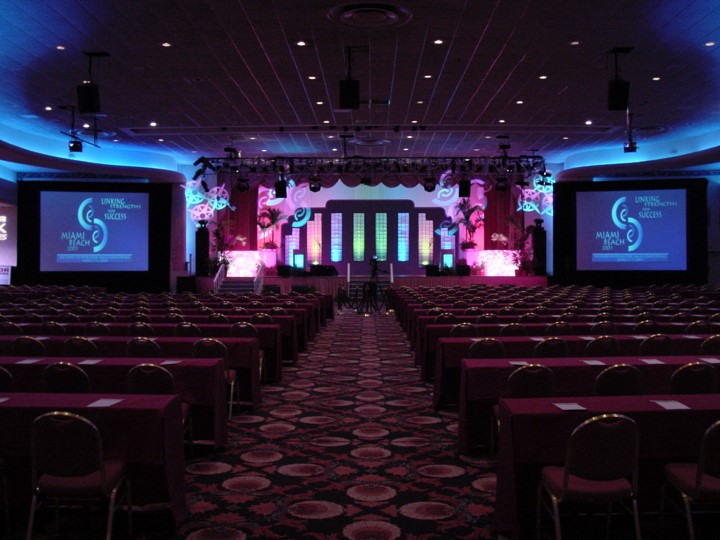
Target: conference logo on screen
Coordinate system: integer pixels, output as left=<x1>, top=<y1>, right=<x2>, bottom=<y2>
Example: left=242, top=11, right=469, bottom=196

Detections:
left=607, top=196, right=643, bottom=252
left=76, top=197, right=108, bottom=253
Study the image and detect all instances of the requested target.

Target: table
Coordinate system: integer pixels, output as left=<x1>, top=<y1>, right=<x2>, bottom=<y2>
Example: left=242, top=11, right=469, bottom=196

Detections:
left=0, top=334, right=261, bottom=407
left=433, top=334, right=708, bottom=407
left=0, top=392, right=186, bottom=527
left=0, top=356, right=227, bottom=446
left=457, top=355, right=719, bottom=454
left=496, top=394, right=720, bottom=539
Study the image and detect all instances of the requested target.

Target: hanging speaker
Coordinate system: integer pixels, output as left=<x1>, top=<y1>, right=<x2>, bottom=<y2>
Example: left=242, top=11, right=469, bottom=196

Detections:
left=274, top=180, right=287, bottom=198
left=77, top=83, right=101, bottom=114
left=458, top=179, right=471, bottom=198
left=339, top=79, right=360, bottom=109
left=607, top=79, right=630, bottom=111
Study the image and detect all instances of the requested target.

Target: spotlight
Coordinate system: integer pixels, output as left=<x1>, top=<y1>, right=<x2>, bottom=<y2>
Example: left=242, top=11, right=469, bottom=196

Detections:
left=68, top=139, right=83, bottom=152
left=624, top=140, right=637, bottom=153
left=237, top=178, right=250, bottom=192
left=495, top=177, right=508, bottom=192
left=201, top=180, right=210, bottom=192
left=423, top=177, right=436, bottom=192
left=193, top=156, right=206, bottom=167
left=192, top=168, right=204, bottom=180
left=309, top=178, right=321, bottom=192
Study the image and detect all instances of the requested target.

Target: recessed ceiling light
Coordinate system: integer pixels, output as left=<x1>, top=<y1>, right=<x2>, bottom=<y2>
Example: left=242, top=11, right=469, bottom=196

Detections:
left=149, top=121, right=157, bottom=127
left=56, top=45, right=65, bottom=50
left=261, top=149, right=267, bottom=152
left=250, top=137, right=256, bottom=140
left=161, top=42, right=172, bottom=48
left=411, top=120, right=418, bottom=124
left=323, top=120, right=330, bottom=124
left=44, top=106, right=52, bottom=111
left=332, top=148, right=338, bottom=152
left=328, top=135, right=334, bottom=139
left=158, top=138, right=164, bottom=142
left=406, top=135, right=413, bottom=139
left=82, top=123, right=90, bottom=129
left=585, top=120, right=593, bottom=125
left=423, top=74, right=432, bottom=79
left=296, top=40, right=307, bottom=46
left=308, top=75, right=317, bottom=80
left=498, top=119, right=506, bottom=123
left=705, top=41, right=715, bottom=47
left=652, top=76, right=661, bottom=81
left=433, top=39, right=444, bottom=45
left=112, top=139, right=119, bottom=143
left=539, top=75, right=548, bottom=80
left=316, top=101, right=324, bottom=105
left=403, top=148, right=409, bottom=151
left=484, top=136, right=492, bottom=139
left=416, top=100, right=424, bottom=104
left=563, top=136, right=569, bottom=140
left=474, top=148, right=480, bottom=151
left=569, top=40, right=581, bottom=46
left=516, top=100, right=524, bottom=105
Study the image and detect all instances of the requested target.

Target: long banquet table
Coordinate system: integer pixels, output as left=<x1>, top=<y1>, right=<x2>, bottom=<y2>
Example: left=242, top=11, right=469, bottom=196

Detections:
left=433, top=333, right=709, bottom=408
left=0, top=392, right=186, bottom=526
left=0, top=356, right=227, bottom=446
left=457, top=354, right=720, bottom=454
left=0, top=334, right=261, bottom=406
left=496, top=394, right=720, bottom=539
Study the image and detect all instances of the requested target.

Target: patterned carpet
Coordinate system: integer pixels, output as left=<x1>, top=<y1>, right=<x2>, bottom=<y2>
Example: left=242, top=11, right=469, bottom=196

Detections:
left=177, top=309, right=497, bottom=540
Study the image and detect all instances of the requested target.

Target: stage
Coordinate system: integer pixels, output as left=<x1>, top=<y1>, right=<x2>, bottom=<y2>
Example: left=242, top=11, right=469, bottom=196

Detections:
left=258, top=275, right=548, bottom=296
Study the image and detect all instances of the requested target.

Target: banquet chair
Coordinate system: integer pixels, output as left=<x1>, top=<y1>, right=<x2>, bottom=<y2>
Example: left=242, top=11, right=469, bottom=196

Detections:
left=661, top=419, right=720, bottom=540
left=699, top=335, right=720, bottom=355
left=499, top=323, right=528, bottom=336
left=0, top=321, right=22, bottom=335
left=128, top=312, right=151, bottom=323
left=536, top=414, right=641, bottom=540
left=533, top=337, right=570, bottom=358
left=584, top=335, right=622, bottom=357
left=174, top=321, right=202, bottom=337
left=545, top=321, right=572, bottom=336
left=229, top=322, right=264, bottom=380
left=449, top=322, right=481, bottom=338
left=669, top=362, right=719, bottom=394
left=0, top=366, right=14, bottom=391
left=62, top=336, right=99, bottom=357
left=434, top=312, right=459, bottom=324
left=26, top=411, right=132, bottom=540
left=126, top=363, right=193, bottom=454
left=125, top=336, right=162, bottom=358
left=39, top=320, right=66, bottom=336
left=11, top=336, right=47, bottom=357
left=192, top=338, right=237, bottom=416
left=250, top=312, right=274, bottom=325
left=96, top=312, right=117, bottom=322
left=638, top=333, right=673, bottom=356
left=162, top=312, right=185, bottom=323
left=475, top=313, right=499, bottom=324
left=590, top=321, right=618, bottom=335
left=632, top=319, right=660, bottom=335
left=127, top=321, right=155, bottom=337
left=83, top=321, right=111, bottom=336
left=593, top=364, right=643, bottom=396
left=231, top=306, right=248, bottom=315
left=464, top=306, right=483, bottom=316
left=467, top=337, right=505, bottom=359
left=43, top=362, right=91, bottom=393
left=684, top=320, right=713, bottom=334
left=206, top=312, right=229, bottom=323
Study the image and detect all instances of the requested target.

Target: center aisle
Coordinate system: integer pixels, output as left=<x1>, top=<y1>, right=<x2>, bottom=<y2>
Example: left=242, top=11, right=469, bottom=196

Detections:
left=180, top=310, right=496, bottom=539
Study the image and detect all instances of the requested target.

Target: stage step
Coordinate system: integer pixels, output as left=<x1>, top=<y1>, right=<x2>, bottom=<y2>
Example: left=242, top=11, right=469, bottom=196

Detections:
left=219, top=278, right=257, bottom=294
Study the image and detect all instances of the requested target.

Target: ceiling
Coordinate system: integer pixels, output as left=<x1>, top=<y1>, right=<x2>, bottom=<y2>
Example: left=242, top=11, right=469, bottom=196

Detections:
left=1, top=0, right=720, bottom=177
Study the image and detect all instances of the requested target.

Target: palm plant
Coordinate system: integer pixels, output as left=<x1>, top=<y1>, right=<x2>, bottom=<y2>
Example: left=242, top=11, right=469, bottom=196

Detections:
left=453, top=198, right=484, bottom=250
left=257, top=207, right=286, bottom=249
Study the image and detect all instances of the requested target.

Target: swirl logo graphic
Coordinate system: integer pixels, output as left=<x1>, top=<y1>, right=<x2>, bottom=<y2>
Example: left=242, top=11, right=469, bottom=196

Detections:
left=611, top=196, right=642, bottom=252
left=77, top=198, right=108, bottom=253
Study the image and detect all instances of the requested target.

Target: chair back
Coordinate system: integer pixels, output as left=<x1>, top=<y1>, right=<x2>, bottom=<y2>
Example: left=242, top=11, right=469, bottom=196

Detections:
left=590, top=321, right=617, bottom=335
left=632, top=319, right=660, bottom=334
left=584, top=335, right=622, bottom=357
left=499, top=323, right=527, bottom=337
left=207, top=313, right=229, bottom=323
left=0, top=366, right=13, bottom=391
left=192, top=338, right=229, bottom=360
left=564, top=414, right=638, bottom=486
left=0, top=321, right=21, bottom=335
left=684, top=320, right=713, bottom=334
left=533, top=337, right=569, bottom=358
left=449, top=322, right=480, bottom=337
left=125, top=336, right=162, bottom=358
left=467, top=337, right=505, bottom=359
left=229, top=322, right=259, bottom=338
left=43, top=362, right=91, bottom=393
left=699, top=334, right=720, bottom=355
left=545, top=321, right=572, bottom=336
left=83, top=321, right=111, bottom=336
left=670, top=362, right=719, bottom=394
left=129, top=312, right=151, bottom=323
left=11, top=336, right=47, bottom=356
left=505, top=364, right=555, bottom=398
left=39, top=321, right=66, bottom=335
left=433, top=312, right=458, bottom=324
left=62, top=336, right=99, bottom=357
left=174, top=322, right=202, bottom=337
left=475, top=313, right=499, bottom=324
left=639, top=333, right=673, bottom=356
left=698, top=420, right=720, bottom=492
left=127, top=322, right=155, bottom=336
left=250, top=313, right=274, bottom=325
left=126, top=363, right=176, bottom=394
left=593, top=363, right=642, bottom=396
left=31, top=412, right=105, bottom=487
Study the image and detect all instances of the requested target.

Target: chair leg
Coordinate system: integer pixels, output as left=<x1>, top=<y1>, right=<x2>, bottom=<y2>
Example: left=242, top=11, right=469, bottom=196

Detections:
left=536, top=483, right=544, bottom=540
left=126, top=479, right=133, bottom=540
left=680, top=493, right=695, bottom=540
left=605, top=502, right=613, bottom=539
left=25, top=494, right=38, bottom=540
left=550, top=493, right=562, bottom=540
left=632, top=498, right=642, bottom=540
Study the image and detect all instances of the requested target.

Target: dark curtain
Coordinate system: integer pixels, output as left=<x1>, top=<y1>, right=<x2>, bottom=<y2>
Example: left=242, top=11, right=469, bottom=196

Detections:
left=217, top=187, right=259, bottom=250
left=483, top=188, right=523, bottom=247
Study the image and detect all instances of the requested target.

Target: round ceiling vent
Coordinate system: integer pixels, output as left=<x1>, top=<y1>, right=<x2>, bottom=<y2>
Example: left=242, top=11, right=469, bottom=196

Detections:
left=328, top=4, right=412, bottom=28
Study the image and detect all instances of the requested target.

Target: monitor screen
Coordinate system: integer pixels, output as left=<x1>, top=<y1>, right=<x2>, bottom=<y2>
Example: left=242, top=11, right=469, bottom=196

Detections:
left=39, top=191, right=149, bottom=271
left=575, top=188, right=687, bottom=271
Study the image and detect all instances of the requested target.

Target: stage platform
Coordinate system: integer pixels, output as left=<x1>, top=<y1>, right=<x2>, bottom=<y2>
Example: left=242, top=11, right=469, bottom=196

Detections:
left=255, top=275, right=548, bottom=296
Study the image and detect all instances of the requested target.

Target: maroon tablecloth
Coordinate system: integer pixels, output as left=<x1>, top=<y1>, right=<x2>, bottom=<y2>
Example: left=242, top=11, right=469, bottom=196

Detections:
left=496, top=394, right=720, bottom=539
left=0, top=356, right=227, bottom=446
left=457, top=355, right=719, bottom=454
left=0, top=392, right=186, bottom=527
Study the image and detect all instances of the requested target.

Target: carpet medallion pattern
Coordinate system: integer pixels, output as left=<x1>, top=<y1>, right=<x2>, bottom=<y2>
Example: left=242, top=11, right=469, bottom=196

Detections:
left=180, top=311, right=496, bottom=539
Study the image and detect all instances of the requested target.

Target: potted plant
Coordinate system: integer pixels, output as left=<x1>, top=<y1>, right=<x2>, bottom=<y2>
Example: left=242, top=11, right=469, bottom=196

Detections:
left=506, top=216, right=536, bottom=275
left=257, top=207, right=286, bottom=250
left=453, top=198, right=484, bottom=251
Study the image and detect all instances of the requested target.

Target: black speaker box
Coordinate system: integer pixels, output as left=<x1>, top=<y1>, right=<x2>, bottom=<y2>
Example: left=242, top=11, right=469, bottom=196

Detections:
left=310, top=265, right=338, bottom=276
left=274, top=180, right=287, bottom=198
left=339, top=79, right=360, bottom=109
left=277, top=264, right=292, bottom=277
left=425, top=264, right=439, bottom=277
left=458, top=179, right=471, bottom=198
left=77, top=83, right=101, bottom=114
left=607, top=79, right=630, bottom=111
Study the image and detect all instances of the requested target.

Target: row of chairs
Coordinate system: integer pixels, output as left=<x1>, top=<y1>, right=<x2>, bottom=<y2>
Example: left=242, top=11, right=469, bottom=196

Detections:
left=535, top=413, right=720, bottom=540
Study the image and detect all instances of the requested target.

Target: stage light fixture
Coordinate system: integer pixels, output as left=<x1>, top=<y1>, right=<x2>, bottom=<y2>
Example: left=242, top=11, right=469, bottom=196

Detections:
left=201, top=180, right=210, bottom=192
left=274, top=179, right=288, bottom=198
left=68, top=139, right=83, bottom=152
left=192, top=168, right=204, bottom=180
left=309, top=178, right=321, bottom=192
left=458, top=178, right=471, bottom=197
left=424, top=177, right=436, bottom=192
left=237, top=178, right=250, bottom=192
left=624, top=140, right=637, bottom=153
left=495, top=177, right=508, bottom=191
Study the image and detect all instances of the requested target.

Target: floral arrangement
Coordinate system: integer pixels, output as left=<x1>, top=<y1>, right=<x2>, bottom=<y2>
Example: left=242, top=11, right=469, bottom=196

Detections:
left=491, top=233, right=509, bottom=247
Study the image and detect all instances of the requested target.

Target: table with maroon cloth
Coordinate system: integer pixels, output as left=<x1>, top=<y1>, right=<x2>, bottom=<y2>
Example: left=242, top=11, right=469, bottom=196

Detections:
left=0, top=334, right=261, bottom=406
left=496, top=394, right=720, bottom=539
left=432, top=333, right=708, bottom=407
left=0, top=392, right=186, bottom=527
left=15, top=320, right=285, bottom=381
left=0, top=356, right=227, bottom=446
left=457, top=354, right=720, bottom=454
